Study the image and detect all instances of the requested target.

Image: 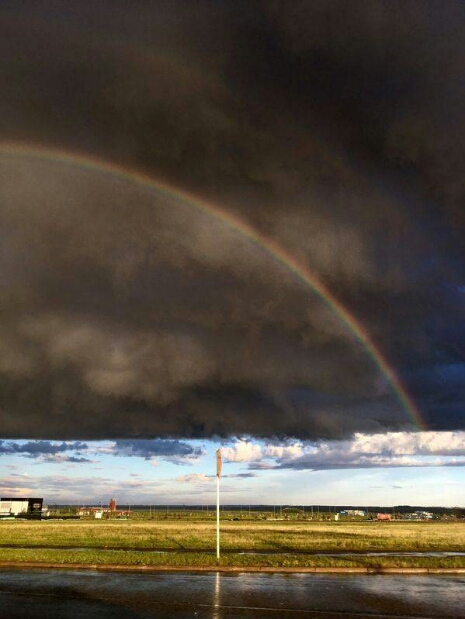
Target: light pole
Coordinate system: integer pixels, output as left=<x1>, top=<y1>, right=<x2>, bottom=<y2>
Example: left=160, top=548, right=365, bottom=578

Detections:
left=216, top=448, right=222, bottom=560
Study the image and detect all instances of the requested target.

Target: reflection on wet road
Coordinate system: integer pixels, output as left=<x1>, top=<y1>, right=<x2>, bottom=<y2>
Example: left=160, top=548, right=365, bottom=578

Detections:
left=0, top=569, right=463, bottom=618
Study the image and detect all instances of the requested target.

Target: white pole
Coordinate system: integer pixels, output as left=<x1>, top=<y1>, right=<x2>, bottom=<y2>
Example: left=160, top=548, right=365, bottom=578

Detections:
left=216, top=473, right=220, bottom=559
left=215, top=447, right=222, bottom=560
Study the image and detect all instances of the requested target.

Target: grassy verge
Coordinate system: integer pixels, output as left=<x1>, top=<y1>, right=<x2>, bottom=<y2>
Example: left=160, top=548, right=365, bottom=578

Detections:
left=1, top=520, right=464, bottom=552
left=0, top=520, right=463, bottom=570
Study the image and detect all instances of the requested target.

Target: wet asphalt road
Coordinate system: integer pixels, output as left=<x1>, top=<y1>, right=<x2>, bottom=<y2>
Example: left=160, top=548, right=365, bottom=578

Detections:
left=0, top=569, right=463, bottom=619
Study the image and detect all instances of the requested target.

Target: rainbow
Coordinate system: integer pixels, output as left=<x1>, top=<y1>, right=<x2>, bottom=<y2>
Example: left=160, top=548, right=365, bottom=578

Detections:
left=0, top=142, right=424, bottom=429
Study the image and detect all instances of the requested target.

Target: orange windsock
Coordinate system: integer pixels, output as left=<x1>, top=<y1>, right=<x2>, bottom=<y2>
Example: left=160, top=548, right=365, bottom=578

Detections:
left=216, top=448, right=222, bottom=478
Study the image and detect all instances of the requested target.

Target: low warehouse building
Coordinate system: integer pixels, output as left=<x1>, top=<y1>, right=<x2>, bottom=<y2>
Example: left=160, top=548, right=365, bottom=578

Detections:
left=0, top=498, right=43, bottom=518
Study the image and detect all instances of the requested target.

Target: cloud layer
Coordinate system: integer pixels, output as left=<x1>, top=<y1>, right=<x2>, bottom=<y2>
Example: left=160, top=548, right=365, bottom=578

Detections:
left=0, top=441, right=92, bottom=464
left=223, top=432, right=465, bottom=470
left=113, top=440, right=204, bottom=464
left=0, top=1, right=463, bottom=440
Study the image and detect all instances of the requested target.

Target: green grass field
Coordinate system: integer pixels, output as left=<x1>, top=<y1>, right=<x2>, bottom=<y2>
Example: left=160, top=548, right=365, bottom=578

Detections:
left=0, top=519, right=463, bottom=570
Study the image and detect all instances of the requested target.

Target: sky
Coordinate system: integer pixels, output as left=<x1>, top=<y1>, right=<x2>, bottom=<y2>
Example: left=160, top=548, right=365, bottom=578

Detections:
left=0, top=1, right=463, bottom=506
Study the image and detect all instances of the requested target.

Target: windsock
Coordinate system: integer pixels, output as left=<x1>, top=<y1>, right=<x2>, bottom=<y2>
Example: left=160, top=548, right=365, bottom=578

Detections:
left=216, top=448, right=222, bottom=478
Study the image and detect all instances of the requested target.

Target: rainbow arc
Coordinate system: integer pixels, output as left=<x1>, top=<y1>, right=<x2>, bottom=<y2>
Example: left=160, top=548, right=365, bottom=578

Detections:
left=0, top=142, right=423, bottom=430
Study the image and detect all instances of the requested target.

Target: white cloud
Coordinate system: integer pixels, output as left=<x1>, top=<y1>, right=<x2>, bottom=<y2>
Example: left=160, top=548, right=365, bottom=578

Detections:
left=222, top=440, right=303, bottom=463
left=223, top=440, right=264, bottom=462
left=0, top=473, right=168, bottom=504
left=224, top=432, right=465, bottom=471
left=176, top=473, right=212, bottom=484
left=264, top=443, right=303, bottom=459
left=349, top=431, right=465, bottom=456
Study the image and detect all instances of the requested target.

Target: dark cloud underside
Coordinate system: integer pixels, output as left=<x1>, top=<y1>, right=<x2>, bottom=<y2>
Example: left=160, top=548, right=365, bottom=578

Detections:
left=0, top=0, right=463, bottom=439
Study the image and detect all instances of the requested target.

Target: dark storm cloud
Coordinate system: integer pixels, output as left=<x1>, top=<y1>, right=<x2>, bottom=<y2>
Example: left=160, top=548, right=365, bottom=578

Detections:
left=0, top=1, right=463, bottom=440
left=0, top=440, right=87, bottom=457
left=0, top=154, right=412, bottom=440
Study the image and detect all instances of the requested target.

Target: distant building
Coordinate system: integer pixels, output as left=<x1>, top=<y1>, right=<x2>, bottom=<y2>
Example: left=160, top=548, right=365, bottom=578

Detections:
left=78, top=506, right=107, bottom=517
left=339, top=510, right=366, bottom=517
left=0, top=498, right=43, bottom=517
left=377, top=513, right=392, bottom=521
left=77, top=504, right=130, bottom=519
left=404, top=511, right=433, bottom=520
